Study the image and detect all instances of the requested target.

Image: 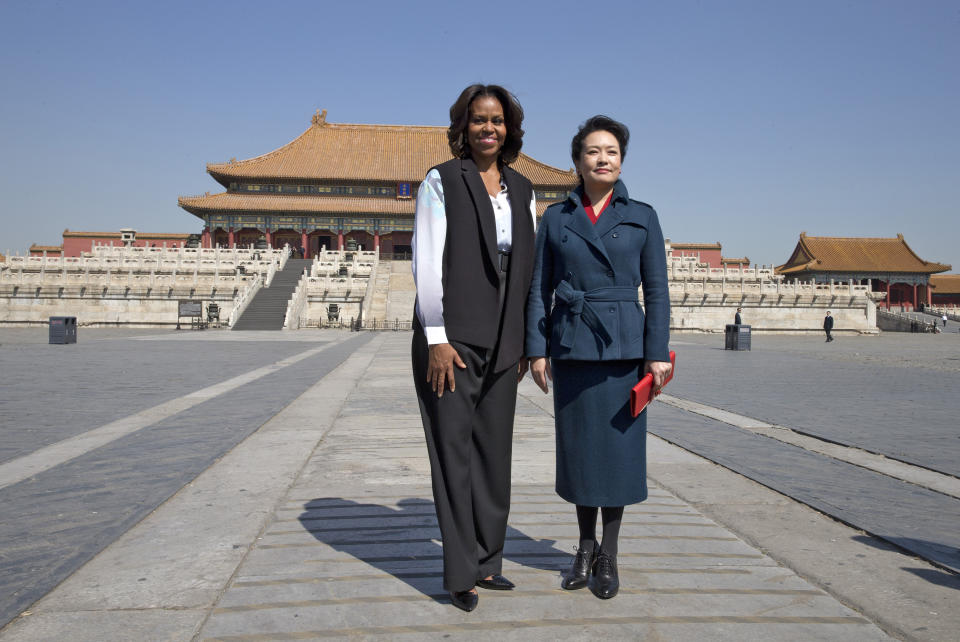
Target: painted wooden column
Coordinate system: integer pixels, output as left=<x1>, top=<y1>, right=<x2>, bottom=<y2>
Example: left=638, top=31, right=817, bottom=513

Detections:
left=301, top=230, right=309, bottom=257
left=927, top=284, right=933, bottom=306
left=337, top=231, right=344, bottom=250
left=265, top=230, right=272, bottom=248
left=885, top=280, right=891, bottom=310
left=228, top=227, right=235, bottom=248
left=201, top=226, right=211, bottom=249
left=913, top=283, right=918, bottom=310
left=374, top=231, right=380, bottom=251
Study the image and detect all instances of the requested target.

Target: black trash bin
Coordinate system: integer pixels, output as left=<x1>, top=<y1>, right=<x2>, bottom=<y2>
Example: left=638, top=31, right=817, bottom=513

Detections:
left=49, top=316, right=77, bottom=344
left=725, top=324, right=751, bottom=351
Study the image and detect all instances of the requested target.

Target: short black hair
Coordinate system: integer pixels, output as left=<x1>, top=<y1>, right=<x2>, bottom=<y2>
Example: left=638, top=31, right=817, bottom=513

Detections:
left=570, top=115, right=630, bottom=167
left=448, top=84, right=525, bottom=164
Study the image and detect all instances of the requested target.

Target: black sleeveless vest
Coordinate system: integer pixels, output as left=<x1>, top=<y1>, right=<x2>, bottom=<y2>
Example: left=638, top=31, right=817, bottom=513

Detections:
left=428, top=157, right=535, bottom=372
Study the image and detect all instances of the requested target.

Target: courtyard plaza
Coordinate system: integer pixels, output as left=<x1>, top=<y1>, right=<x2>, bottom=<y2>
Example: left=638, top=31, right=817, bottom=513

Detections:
left=0, top=328, right=958, bottom=640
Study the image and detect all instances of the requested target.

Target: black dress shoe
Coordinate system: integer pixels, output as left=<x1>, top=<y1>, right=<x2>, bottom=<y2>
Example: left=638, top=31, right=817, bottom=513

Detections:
left=449, top=589, right=478, bottom=612
left=561, top=540, right=598, bottom=590
left=476, top=574, right=515, bottom=590
left=589, top=550, right=619, bottom=599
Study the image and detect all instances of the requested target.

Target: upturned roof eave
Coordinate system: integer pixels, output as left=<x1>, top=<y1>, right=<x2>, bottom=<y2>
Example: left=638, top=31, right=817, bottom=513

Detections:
left=776, top=265, right=951, bottom=275
left=206, top=157, right=577, bottom=187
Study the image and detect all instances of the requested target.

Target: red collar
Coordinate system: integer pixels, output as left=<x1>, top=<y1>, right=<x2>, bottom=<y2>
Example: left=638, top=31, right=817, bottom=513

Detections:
left=582, top=191, right=613, bottom=224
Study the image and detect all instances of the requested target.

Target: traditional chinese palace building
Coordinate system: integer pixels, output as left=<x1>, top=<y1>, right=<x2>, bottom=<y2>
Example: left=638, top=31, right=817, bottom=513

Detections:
left=929, top=274, right=960, bottom=306
left=178, top=110, right=578, bottom=258
left=775, top=233, right=951, bottom=309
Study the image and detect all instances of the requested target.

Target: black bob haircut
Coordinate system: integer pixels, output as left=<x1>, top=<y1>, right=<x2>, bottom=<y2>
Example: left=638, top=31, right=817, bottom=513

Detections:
left=447, top=84, right=525, bottom=165
left=570, top=115, right=630, bottom=167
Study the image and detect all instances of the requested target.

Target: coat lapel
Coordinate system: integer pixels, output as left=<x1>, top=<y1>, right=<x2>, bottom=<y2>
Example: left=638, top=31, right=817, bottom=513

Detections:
left=563, top=188, right=613, bottom=268
left=460, top=158, right=499, bottom=273
left=592, top=203, right=624, bottom=242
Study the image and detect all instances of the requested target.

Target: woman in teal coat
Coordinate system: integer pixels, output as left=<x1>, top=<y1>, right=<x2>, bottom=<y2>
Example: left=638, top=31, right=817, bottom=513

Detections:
left=526, top=115, right=672, bottom=600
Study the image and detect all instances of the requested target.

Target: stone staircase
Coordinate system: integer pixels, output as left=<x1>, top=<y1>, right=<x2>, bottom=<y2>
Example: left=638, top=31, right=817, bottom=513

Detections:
left=385, top=261, right=416, bottom=323
left=364, top=262, right=393, bottom=321
left=232, top=259, right=312, bottom=331
left=361, top=260, right=416, bottom=326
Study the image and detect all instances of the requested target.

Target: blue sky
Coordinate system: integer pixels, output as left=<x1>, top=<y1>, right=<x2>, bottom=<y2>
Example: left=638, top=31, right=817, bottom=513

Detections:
left=1, top=0, right=957, bottom=270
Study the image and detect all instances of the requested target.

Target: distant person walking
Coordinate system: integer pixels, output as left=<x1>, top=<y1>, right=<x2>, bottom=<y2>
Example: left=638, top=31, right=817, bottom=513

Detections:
left=943, top=314, right=949, bottom=328
left=734, top=307, right=742, bottom=325
left=824, top=311, right=834, bottom=342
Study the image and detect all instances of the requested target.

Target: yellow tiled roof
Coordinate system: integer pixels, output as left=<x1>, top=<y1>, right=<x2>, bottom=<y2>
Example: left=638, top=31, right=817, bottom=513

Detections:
left=179, top=192, right=553, bottom=218
left=776, top=233, right=951, bottom=275
left=205, top=110, right=578, bottom=187
left=930, top=274, right=960, bottom=295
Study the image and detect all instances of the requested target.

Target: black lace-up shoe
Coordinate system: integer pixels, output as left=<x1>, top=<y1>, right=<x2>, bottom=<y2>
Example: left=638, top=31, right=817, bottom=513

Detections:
left=561, top=540, right=598, bottom=590
left=589, top=550, right=619, bottom=599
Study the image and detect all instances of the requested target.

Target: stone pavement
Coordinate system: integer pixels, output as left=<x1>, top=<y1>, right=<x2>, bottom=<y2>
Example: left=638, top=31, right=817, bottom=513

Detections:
left=0, top=328, right=376, bottom=629
left=0, top=329, right=956, bottom=640
left=649, top=333, right=960, bottom=575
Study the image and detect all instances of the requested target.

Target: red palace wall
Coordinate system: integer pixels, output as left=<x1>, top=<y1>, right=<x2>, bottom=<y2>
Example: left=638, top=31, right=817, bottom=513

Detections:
left=55, top=234, right=191, bottom=257
left=672, top=247, right=723, bottom=268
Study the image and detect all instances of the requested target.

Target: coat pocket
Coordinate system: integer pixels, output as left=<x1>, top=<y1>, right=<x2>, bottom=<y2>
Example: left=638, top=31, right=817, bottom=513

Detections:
left=549, top=306, right=574, bottom=354
left=627, top=301, right=646, bottom=345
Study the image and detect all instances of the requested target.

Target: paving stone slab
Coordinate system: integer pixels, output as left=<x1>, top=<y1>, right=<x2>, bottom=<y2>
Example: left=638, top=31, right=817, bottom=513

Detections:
left=667, top=334, right=960, bottom=477
left=0, top=333, right=372, bottom=628
left=649, top=403, right=960, bottom=573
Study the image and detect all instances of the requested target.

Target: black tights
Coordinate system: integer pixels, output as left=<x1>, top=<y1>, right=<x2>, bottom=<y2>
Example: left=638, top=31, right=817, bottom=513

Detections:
left=575, top=505, right=624, bottom=557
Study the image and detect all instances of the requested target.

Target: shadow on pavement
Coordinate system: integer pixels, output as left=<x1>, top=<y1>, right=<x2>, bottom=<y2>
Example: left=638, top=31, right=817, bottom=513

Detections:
left=297, top=497, right=565, bottom=602
left=851, top=534, right=960, bottom=579
left=899, top=567, right=960, bottom=590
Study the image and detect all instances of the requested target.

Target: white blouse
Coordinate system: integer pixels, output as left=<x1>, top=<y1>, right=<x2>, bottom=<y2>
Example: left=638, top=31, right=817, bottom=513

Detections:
left=412, top=168, right=536, bottom=345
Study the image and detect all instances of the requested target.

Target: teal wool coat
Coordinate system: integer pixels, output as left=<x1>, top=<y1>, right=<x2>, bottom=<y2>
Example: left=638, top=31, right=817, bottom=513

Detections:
left=524, top=180, right=671, bottom=506
left=525, top=180, right=670, bottom=363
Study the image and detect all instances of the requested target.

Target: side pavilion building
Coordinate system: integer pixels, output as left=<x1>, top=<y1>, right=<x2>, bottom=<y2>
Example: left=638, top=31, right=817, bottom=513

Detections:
left=179, top=110, right=578, bottom=258
left=775, top=233, right=951, bottom=310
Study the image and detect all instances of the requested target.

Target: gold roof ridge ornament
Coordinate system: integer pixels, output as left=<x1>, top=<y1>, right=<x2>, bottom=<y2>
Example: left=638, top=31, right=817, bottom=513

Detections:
left=312, top=109, right=328, bottom=126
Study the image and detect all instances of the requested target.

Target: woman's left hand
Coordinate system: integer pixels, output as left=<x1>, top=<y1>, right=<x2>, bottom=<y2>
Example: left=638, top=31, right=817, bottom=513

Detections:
left=644, top=360, right=673, bottom=399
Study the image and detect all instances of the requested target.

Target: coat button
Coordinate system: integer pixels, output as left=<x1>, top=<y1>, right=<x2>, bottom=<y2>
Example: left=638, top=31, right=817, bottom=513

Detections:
left=612, top=233, right=619, bottom=238
left=606, top=270, right=614, bottom=278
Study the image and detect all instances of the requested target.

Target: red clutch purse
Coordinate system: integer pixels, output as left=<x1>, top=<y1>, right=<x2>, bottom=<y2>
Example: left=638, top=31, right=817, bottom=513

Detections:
left=630, top=351, right=676, bottom=417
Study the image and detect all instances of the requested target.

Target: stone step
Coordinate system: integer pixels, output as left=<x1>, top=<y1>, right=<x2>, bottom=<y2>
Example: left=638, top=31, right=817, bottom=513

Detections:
left=232, top=259, right=311, bottom=331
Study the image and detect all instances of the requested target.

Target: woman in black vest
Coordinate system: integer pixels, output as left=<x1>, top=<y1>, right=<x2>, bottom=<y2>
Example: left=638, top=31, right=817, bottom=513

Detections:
left=411, top=84, right=536, bottom=612
left=526, top=115, right=672, bottom=600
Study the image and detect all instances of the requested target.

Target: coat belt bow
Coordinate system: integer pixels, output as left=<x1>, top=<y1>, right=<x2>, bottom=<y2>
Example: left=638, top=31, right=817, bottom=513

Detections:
left=554, top=280, right=639, bottom=348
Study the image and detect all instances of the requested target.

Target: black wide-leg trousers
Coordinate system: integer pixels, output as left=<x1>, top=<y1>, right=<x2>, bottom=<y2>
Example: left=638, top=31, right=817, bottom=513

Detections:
left=412, top=330, right=518, bottom=592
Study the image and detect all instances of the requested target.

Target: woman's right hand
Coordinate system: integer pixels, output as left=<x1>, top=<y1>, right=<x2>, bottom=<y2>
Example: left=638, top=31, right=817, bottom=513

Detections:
left=529, top=357, right=552, bottom=394
left=427, top=343, right=466, bottom=397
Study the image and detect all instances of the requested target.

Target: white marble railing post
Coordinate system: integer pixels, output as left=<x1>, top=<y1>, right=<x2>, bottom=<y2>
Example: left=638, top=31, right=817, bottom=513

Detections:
left=283, top=269, right=310, bottom=330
